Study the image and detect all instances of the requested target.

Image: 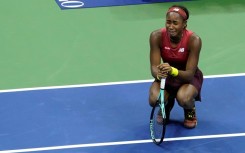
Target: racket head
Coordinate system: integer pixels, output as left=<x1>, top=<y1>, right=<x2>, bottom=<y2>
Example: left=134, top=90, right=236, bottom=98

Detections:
left=150, top=99, right=167, bottom=145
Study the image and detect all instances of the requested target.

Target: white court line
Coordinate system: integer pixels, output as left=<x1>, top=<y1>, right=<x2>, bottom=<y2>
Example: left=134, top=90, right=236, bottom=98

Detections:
left=0, top=73, right=245, bottom=93
left=0, top=133, right=245, bottom=153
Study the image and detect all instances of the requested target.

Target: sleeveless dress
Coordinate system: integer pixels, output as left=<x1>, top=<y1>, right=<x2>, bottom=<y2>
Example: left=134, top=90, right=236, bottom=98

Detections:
left=161, top=28, right=203, bottom=101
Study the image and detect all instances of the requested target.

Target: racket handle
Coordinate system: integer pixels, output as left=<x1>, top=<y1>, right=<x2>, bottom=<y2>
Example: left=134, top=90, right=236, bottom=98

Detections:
left=160, top=78, right=166, bottom=89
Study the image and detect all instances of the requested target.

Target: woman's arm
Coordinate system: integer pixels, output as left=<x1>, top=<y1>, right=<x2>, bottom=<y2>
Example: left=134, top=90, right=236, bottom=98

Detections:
left=178, top=33, right=202, bottom=82
left=149, top=29, right=162, bottom=80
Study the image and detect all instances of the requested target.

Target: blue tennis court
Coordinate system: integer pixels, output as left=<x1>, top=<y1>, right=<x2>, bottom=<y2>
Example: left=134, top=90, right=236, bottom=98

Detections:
left=0, top=74, right=245, bottom=153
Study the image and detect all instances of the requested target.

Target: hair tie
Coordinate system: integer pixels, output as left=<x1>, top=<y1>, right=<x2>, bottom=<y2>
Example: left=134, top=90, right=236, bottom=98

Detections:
left=167, top=7, right=187, bottom=20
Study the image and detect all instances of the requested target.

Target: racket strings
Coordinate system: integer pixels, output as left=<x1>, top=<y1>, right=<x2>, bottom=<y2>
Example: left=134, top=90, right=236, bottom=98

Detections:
left=156, top=106, right=167, bottom=125
left=152, top=106, right=166, bottom=139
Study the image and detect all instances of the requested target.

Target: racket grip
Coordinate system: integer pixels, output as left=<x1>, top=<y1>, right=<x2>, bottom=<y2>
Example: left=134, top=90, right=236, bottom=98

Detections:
left=160, top=78, right=166, bottom=89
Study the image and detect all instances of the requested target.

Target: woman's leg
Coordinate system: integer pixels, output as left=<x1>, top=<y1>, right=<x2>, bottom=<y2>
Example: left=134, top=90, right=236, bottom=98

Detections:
left=149, top=81, right=160, bottom=107
left=176, top=84, right=198, bottom=109
left=149, top=80, right=174, bottom=122
left=176, top=84, right=198, bottom=128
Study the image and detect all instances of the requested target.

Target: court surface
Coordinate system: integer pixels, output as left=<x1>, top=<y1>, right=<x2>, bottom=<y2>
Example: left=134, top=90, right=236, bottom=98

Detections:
left=0, top=74, right=245, bottom=153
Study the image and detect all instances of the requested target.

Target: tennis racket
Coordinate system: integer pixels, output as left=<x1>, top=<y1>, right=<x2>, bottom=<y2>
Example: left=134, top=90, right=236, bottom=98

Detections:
left=150, top=78, right=167, bottom=145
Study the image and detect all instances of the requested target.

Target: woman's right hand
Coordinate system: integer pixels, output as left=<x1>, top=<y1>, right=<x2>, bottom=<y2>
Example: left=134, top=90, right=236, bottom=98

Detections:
left=157, top=63, right=172, bottom=79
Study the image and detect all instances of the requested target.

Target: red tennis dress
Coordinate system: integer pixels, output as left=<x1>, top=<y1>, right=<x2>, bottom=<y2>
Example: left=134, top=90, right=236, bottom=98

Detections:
left=161, top=28, right=203, bottom=101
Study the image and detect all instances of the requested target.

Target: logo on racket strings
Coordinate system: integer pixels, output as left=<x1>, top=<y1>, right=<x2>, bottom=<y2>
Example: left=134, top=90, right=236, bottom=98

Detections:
left=150, top=120, right=155, bottom=139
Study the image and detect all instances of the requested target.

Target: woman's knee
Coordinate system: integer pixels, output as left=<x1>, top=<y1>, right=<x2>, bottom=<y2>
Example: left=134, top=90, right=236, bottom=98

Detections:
left=176, top=84, right=197, bottom=108
left=149, top=90, right=158, bottom=107
left=148, top=81, right=160, bottom=107
left=176, top=93, right=194, bottom=107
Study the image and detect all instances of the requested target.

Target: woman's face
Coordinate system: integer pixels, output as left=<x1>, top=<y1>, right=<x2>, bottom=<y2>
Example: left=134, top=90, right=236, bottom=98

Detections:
left=165, top=12, right=186, bottom=38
